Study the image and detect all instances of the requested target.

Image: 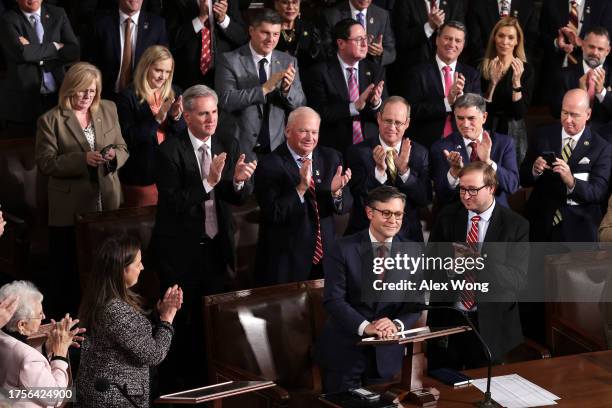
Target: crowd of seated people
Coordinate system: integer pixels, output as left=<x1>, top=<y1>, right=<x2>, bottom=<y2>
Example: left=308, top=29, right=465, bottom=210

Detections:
left=3, top=0, right=612, bottom=405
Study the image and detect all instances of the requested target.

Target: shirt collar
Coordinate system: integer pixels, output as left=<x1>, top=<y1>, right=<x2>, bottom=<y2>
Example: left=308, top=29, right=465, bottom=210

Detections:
left=468, top=199, right=496, bottom=221
left=287, top=143, right=313, bottom=163
left=379, top=136, right=401, bottom=153
left=188, top=129, right=211, bottom=152
left=22, top=8, right=42, bottom=20
left=463, top=133, right=483, bottom=147
left=337, top=54, right=360, bottom=71
left=249, top=42, right=273, bottom=64
left=435, top=54, right=458, bottom=73
left=561, top=127, right=584, bottom=145
left=368, top=228, right=393, bottom=244
left=119, top=9, right=140, bottom=25
left=349, top=1, right=367, bottom=19
left=582, top=60, right=603, bottom=74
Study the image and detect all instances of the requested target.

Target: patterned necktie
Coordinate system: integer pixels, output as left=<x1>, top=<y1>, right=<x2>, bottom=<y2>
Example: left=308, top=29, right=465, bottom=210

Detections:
left=386, top=149, right=397, bottom=182
left=347, top=68, right=364, bottom=144
left=461, top=215, right=481, bottom=310
left=199, top=144, right=218, bottom=238
left=469, top=141, right=480, bottom=162
left=587, top=69, right=596, bottom=105
left=442, top=65, right=454, bottom=137
left=377, top=244, right=389, bottom=281
left=30, top=14, right=57, bottom=93
left=258, top=58, right=271, bottom=152
left=118, top=17, right=133, bottom=92
left=499, top=0, right=510, bottom=17
left=356, top=12, right=365, bottom=27
left=299, top=158, right=324, bottom=264
left=567, top=1, right=579, bottom=65
left=552, top=138, right=575, bottom=226
left=200, top=18, right=213, bottom=76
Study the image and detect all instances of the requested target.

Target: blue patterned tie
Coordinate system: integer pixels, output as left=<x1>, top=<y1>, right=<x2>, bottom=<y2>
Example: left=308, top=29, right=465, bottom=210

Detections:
left=356, top=12, right=365, bottom=27
left=30, top=14, right=57, bottom=93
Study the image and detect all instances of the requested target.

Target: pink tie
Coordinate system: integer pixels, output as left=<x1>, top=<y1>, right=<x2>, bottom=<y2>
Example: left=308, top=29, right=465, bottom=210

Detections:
left=442, top=65, right=453, bottom=137
left=347, top=68, right=364, bottom=144
left=587, top=70, right=596, bottom=105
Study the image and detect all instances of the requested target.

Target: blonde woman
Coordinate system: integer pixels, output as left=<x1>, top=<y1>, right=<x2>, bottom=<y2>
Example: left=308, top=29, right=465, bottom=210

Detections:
left=481, top=17, right=533, bottom=164
left=117, top=45, right=185, bottom=208
left=35, top=62, right=128, bottom=316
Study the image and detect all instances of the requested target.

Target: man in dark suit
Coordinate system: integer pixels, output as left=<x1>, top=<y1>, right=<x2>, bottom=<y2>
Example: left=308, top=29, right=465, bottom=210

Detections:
left=167, top=0, right=248, bottom=89
left=316, top=185, right=422, bottom=392
left=85, top=0, right=168, bottom=99
left=389, top=0, right=464, bottom=94
left=466, top=0, right=538, bottom=65
left=521, top=88, right=612, bottom=242
left=0, top=0, right=79, bottom=135
left=215, top=8, right=306, bottom=161
left=431, top=93, right=519, bottom=209
left=405, top=21, right=481, bottom=149
left=319, top=0, right=396, bottom=66
left=73, top=0, right=162, bottom=36
left=346, top=96, right=431, bottom=242
left=304, top=18, right=386, bottom=156
left=552, top=27, right=612, bottom=131
left=153, top=84, right=256, bottom=389
left=427, top=161, right=528, bottom=369
left=254, top=106, right=353, bottom=285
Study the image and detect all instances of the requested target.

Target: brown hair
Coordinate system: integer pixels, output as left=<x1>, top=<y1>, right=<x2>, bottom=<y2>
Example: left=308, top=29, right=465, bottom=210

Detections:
left=58, top=62, right=102, bottom=112
left=481, top=17, right=527, bottom=80
left=458, top=161, right=499, bottom=189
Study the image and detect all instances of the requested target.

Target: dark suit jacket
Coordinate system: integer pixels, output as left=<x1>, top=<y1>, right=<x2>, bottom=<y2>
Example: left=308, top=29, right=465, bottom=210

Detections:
left=430, top=131, right=519, bottom=208
left=254, top=143, right=353, bottom=285
left=0, top=4, right=79, bottom=122
left=427, top=201, right=528, bottom=361
left=405, top=61, right=482, bottom=148
left=169, top=0, right=248, bottom=88
left=319, top=1, right=396, bottom=66
left=116, top=85, right=186, bottom=186
left=466, top=0, right=537, bottom=65
left=153, top=127, right=251, bottom=280
left=275, top=17, right=324, bottom=71
left=551, top=62, right=612, bottom=129
left=315, top=229, right=421, bottom=380
left=520, top=124, right=612, bottom=242
left=86, top=10, right=168, bottom=99
left=73, top=0, right=163, bottom=36
left=345, top=136, right=431, bottom=241
left=304, top=57, right=387, bottom=156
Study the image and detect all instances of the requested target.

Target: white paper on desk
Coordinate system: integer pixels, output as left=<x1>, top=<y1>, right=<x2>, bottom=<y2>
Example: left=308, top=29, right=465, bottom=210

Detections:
left=471, top=374, right=560, bottom=407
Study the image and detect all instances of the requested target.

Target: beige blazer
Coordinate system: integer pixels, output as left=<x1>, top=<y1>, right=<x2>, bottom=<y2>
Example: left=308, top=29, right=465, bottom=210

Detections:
left=35, top=100, right=129, bottom=226
left=599, top=194, right=612, bottom=242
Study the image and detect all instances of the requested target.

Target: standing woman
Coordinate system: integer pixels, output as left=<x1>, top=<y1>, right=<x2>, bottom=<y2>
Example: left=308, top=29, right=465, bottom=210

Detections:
left=35, top=62, right=128, bottom=317
left=117, top=45, right=185, bottom=208
left=76, top=235, right=182, bottom=408
left=481, top=17, right=534, bottom=165
left=269, top=0, right=322, bottom=70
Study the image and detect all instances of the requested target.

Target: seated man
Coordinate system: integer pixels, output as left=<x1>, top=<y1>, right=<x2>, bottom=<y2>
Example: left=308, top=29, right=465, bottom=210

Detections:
left=316, top=185, right=421, bottom=392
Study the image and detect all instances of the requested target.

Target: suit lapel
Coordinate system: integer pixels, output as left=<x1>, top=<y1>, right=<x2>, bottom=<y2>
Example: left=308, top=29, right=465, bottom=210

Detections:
left=181, top=132, right=202, bottom=181
left=40, top=5, right=52, bottom=42
left=366, top=7, right=376, bottom=35
left=429, top=63, right=445, bottom=98
left=90, top=109, right=104, bottom=150
left=279, top=144, right=301, bottom=187
left=239, top=46, right=259, bottom=82
left=359, top=63, right=374, bottom=93
left=581, top=0, right=593, bottom=36
left=568, top=127, right=592, bottom=167
left=483, top=204, right=503, bottom=243
left=331, top=60, right=350, bottom=101
left=312, top=148, right=324, bottom=190
left=112, top=11, right=122, bottom=66
left=135, top=12, right=149, bottom=63
left=454, top=206, right=469, bottom=243
left=485, top=0, right=500, bottom=25
left=61, top=109, right=91, bottom=153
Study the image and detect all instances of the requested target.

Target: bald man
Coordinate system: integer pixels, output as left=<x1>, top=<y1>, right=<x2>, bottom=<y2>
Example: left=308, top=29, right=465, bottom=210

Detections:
left=520, top=89, right=612, bottom=242
left=254, top=107, right=353, bottom=285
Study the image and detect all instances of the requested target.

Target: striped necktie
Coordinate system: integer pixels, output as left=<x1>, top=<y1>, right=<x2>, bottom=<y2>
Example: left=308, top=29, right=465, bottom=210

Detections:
left=461, top=215, right=480, bottom=310
left=552, top=138, right=575, bottom=226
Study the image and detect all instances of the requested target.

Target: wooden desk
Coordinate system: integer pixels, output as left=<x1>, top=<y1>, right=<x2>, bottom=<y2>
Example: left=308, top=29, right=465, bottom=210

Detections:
left=417, top=351, right=612, bottom=407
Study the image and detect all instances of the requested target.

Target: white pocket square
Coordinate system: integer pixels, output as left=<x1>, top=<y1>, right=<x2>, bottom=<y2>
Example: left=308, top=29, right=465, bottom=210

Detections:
left=578, top=157, right=590, bottom=164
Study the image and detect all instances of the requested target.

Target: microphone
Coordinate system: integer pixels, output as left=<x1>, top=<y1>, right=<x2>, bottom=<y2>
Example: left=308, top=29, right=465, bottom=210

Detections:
left=412, top=304, right=501, bottom=408
left=94, top=377, right=140, bottom=408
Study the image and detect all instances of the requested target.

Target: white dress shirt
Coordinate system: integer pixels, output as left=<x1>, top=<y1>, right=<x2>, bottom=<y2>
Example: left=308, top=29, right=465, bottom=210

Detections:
left=250, top=42, right=273, bottom=81
left=191, top=0, right=231, bottom=34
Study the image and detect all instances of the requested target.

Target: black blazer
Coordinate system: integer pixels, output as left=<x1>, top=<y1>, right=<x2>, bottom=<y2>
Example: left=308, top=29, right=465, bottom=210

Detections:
left=404, top=61, right=482, bottom=148
left=169, top=0, right=248, bottom=88
left=0, top=3, right=79, bottom=122
left=72, top=0, right=162, bottom=36
left=304, top=57, right=387, bottom=156
left=116, top=85, right=186, bottom=186
left=254, top=143, right=353, bottom=285
left=275, top=17, right=324, bottom=71
left=85, top=10, right=169, bottom=99
left=466, top=0, right=538, bottom=65
left=345, top=136, right=431, bottom=241
left=427, top=201, right=528, bottom=361
left=153, top=126, right=251, bottom=279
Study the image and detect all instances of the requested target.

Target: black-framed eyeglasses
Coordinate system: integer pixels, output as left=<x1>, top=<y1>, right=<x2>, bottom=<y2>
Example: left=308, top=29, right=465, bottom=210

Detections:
left=459, top=185, right=489, bottom=196
left=369, top=207, right=404, bottom=219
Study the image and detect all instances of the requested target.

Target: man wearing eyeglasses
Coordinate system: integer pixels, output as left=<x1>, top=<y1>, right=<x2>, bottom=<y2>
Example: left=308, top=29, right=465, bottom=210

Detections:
left=316, top=185, right=422, bottom=392
left=346, top=96, right=431, bottom=242
left=304, top=18, right=386, bottom=157
left=430, top=92, right=519, bottom=210
left=427, top=160, right=528, bottom=370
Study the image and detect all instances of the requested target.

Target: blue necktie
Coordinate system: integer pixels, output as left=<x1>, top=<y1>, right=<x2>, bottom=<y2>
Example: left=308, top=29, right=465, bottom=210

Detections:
left=356, top=12, right=365, bottom=27
left=257, top=58, right=270, bottom=153
left=30, top=14, right=57, bottom=93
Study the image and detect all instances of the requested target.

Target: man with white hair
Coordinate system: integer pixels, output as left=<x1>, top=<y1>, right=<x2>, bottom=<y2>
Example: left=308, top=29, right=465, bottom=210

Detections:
left=254, top=106, right=353, bottom=285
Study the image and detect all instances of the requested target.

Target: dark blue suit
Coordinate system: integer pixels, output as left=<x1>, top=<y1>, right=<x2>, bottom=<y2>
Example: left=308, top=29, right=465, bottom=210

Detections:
left=520, top=124, right=612, bottom=242
left=254, top=143, right=353, bottom=285
left=404, top=62, right=481, bottom=148
left=431, top=132, right=519, bottom=208
left=316, top=229, right=421, bottom=392
left=345, top=137, right=431, bottom=241
left=85, top=10, right=168, bottom=99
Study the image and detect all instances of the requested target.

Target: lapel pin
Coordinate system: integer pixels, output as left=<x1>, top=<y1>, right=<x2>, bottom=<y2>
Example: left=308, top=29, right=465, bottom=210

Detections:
left=275, top=60, right=281, bottom=64
left=315, top=170, right=320, bottom=176
left=144, top=22, right=149, bottom=30
left=45, top=14, right=50, bottom=19
left=456, top=145, right=462, bottom=150
left=513, top=10, right=518, bottom=17
left=366, top=71, right=371, bottom=76
left=586, top=6, right=591, bottom=14
left=584, top=140, right=590, bottom=146
left=304, top=31, right=308, bottom=36
left=369, top=17, right=374, bottom=24
left=316, top=178, right=322, bottom=183
left=442, top=0, right=447, bottom=6
left=97, top=118, right=101, bottom=122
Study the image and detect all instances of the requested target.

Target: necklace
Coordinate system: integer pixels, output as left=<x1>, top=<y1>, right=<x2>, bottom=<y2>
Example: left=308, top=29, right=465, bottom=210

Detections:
left=281, top=28, right=295, bottom=43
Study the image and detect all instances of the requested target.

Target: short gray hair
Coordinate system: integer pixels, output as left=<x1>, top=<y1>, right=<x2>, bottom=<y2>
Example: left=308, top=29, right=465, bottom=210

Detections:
left=183, top=85, right=218, bottom=112
left=0, top=281, right=43, bottom=331
left=454, top=93, right=487, bottom=114
left=287, top=106, right=321, bottom=128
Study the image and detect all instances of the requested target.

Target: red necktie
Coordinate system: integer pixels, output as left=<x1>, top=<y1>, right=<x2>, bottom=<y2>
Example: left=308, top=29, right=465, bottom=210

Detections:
left=461, top=215, right=480, bottom=310
left=300, top=158, right=324, bottom=264
left=347, top=68, right=364, bottom=144
left=469, top=141, right=480, bottom=162
left=442, top=65, right=453, bottom=137
left=200, top=19, right=213, bottom=76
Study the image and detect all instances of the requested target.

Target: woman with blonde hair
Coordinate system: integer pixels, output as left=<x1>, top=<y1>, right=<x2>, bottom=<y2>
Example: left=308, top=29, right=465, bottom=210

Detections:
left=117, top=45, right=185, bottom=207
left=481, top=17, right=534, bottom=164
left=35, top=62, right=128, bottom=316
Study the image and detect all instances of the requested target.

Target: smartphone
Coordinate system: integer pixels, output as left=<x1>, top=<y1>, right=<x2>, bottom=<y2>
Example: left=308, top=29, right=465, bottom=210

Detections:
left=100, top=144, right=116, bottom=158
left=350, top=388, right=380, bottom=402
left=542, top=151, right=556, bottom=167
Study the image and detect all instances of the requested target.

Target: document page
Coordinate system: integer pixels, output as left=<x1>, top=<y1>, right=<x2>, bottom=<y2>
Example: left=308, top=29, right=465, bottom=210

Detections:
left=471, top=374, right=560, bottom=407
